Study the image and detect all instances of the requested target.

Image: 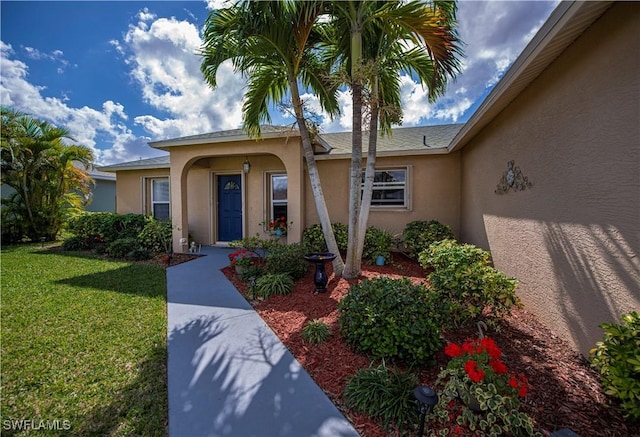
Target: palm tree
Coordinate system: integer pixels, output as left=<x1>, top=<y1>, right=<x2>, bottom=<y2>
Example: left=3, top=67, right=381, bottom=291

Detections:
left=326, top=0, right=462, bottom=278
left=200, top=0, right=346, bottom=276
left=1, top=107, right=94, bottom=240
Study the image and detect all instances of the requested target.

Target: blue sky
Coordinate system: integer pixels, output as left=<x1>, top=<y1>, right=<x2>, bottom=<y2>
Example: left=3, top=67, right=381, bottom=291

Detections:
left=1, top=1, right=559, bottom=165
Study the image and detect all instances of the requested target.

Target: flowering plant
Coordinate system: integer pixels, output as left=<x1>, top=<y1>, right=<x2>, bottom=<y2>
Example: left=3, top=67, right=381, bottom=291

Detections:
left=228, top=248, right=257, bottom=268
left=430, top=337, right=540, bottom=436
left=266, top=216, right=289, bottom=235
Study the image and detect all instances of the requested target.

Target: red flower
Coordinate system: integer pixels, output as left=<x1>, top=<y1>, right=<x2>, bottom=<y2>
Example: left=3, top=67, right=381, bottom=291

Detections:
left=481, top=337, right=502, bottom=359
left=489, top=359, right=508, bottom=375
left=464, top=360, right=485, bottom=383
left=462, top=339, right=476, bottom=354
left=444, top=343, right=463, bottom=358
left=509, top=374, right=519, bottom=388
left=519, top=385, right=528, bottom=397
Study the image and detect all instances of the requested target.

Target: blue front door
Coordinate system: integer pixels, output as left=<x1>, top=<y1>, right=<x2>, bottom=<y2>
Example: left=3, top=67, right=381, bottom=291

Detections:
left=217, top=174, right=242, bottom=241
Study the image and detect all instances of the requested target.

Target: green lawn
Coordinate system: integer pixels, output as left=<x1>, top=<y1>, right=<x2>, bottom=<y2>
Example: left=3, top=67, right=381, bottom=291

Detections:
left=1, top=245, right=167, bottom=436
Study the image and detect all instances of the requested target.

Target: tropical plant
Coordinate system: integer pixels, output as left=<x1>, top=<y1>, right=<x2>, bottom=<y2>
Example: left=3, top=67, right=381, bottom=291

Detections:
left=106, top=237, right=141, bottom=259
left=255, top=273, right=294, bottom=298
left=403, top=219, right=455, bottom=258
left=362, top=226, right=394, bottom=263
left=343, top=362, right=419, bottom=431
left=138, top=217, right=173, bottom=254
left=419, top=239, right=520, bottom=328
left=1, top=107, right=94, bottom=241
left=200, top=0, right=345, bottom=276
left=323, top=1, right=462, bottom=278
left=590, top=311, right=640, bottom=420
left=302, top=222, right=348, bottom=254
left=265, top=242, right=308, bottom=280
left=338, top=276, right=443, bottom=364
left=301, top=319, right=332, bottom=344
left=430, top=337, right=540, bottom=436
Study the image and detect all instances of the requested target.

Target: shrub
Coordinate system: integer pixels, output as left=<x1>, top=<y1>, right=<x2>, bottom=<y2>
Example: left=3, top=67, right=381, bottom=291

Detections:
left=265, top=243, right=308, bottom=280
left=138, top=218, right=172, bottom=253
left=255, top=273, right=294, bottom=298
left=238, top=264, right=266, bottom=283
left=67, top=212, right=147, bottom=243
left=301, top=320, right=331, bottom=344
left=128, top=247, right=152, bottom=261
left=338, top=277, right=443, bottom=364
left=590, top=311, right=640, bottom=420
left=343, top=363, right=419, bottom=430
left=302, top=222, right=348, bottom=254
left=106, top=237, right=141, bottom=259
left=402, top=220, right=454, bottom=258
left=419, top=239, right=520, bottom=328
left=61, top=235, right=91, bottom=251
left=363, top=226, right=394, bottom=262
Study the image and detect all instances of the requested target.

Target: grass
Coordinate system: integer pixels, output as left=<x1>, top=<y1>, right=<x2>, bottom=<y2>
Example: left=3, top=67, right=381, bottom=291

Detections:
left=1, top=245, right=167, bottom=436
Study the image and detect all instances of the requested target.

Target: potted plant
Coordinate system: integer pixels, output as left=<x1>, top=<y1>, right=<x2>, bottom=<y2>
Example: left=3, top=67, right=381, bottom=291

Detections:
left=430, top=337, right=540, bottom=436
left=266, top=216, right=290, bottom=236
left=364, top=227, right=393, bottom=265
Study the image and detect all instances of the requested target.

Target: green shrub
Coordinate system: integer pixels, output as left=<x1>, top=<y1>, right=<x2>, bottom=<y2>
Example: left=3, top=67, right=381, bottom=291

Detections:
left=238, top=264, right=266, bottom=283
left=265, top=243, right=308, bottom=280
left=343, top=363, right=419, bottom=430
left=61, top=235, right=91, bottom=251
left=590, top=311, right=640, bottom=420
left=229, top=234, right=278, bottom=259
left=67, top=212, right=147, bottom=243
left=138, top=218, right=172, bottom=253
left=338, top=277, right=443, bottom=364
left=402, top=220, right=454, bottom=258
left=302, top=222, right=348, bottom=254
left=255, top=273, right=294, bottom=298
left=301, top=320, right=331, bottom=344
left=128, top=247, right=152, bottom=261
left=106, top=237, right=141, bottom=259
left=419, top=239, right=520, bottom=328
left=363, top=226, right=394, bottom=262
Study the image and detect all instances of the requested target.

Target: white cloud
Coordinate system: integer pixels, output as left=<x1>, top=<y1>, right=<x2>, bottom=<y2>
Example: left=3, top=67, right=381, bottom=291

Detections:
left=120, top=12, right=245, bottom=139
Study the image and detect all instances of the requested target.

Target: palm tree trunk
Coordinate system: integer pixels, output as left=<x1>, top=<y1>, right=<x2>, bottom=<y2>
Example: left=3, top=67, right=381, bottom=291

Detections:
left=289, top=75, right=345, bottom=277
left=344, top=21, right=364, bottom=279
left=355, top=78, right=380, bottom=266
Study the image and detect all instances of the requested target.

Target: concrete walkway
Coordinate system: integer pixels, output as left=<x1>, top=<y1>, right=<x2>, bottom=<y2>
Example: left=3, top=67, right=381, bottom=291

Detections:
left=166, top=246, right=359, bottom=437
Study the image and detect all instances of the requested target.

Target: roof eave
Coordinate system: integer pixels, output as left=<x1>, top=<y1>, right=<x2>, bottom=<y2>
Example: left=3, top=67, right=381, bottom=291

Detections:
left=315, top=147, right=450, bottom=160
left=448, top=0, right=613, bottom=153
left=149, top=129, right=301, bottom=151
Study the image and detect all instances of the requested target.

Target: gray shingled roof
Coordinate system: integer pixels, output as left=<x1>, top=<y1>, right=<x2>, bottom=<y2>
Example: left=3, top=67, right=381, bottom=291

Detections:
left=149, top=125, right=298, bottom=149
left=99, top=124, right=464, bottom=171
left=97, top=155, right=170, bottom=172
left=318, top=124, right=464, bottom=155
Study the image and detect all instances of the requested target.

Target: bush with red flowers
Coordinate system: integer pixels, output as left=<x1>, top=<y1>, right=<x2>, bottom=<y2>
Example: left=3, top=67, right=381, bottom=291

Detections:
left=430, top=337, right=541, bottom=436
left=228, top=248, right=257, bottom=268
left=266, top=216, right=289, bottom=235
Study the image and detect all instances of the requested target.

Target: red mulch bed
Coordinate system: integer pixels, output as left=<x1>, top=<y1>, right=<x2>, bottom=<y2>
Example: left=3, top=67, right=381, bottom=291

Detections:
left=222, top=253, right=638, bottom=437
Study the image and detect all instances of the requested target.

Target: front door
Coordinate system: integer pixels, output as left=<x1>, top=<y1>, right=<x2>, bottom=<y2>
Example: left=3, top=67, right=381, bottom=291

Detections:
left=217, top=174, right=242, bottom=242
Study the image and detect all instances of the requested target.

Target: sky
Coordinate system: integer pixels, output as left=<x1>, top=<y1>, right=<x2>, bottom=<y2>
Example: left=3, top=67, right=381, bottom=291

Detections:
left=0, top=0, right=559, bottom=165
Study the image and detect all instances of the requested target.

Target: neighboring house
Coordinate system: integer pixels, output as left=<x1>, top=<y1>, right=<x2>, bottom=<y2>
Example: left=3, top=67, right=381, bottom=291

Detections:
left=85, top=166, right=116, bottom=212
left=99, top=1, right=639, bottom=356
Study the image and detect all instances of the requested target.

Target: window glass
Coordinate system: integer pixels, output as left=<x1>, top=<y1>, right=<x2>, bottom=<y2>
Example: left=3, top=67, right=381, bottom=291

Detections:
left=151, top=178, right=170, bottom=219
left=362, top=169, right=407, bottom=207
left=270, top=174, right=288, bottom=220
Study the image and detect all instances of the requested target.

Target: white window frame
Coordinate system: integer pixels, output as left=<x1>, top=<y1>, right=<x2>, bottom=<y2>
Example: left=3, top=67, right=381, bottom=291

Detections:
left=361, top=167, right=410, bottom=210
left=269, top=173, right=288, bottom=221
left=150, top=177, right=170, bottom=219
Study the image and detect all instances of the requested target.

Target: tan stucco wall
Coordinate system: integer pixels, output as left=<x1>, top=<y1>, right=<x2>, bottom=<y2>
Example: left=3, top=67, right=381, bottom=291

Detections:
left=307, top=153, right=461, bottom=238
left=115, top=168, right=170, bottom=215
left=459, top=3, right=640, bottom=356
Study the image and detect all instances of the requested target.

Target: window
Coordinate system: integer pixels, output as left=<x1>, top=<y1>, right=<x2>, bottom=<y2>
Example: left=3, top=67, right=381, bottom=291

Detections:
left=151, top=178, right=170, bottom=220
left=362, top=168, right=408, bottom=208
left=270, top=174, right=288, bottom=220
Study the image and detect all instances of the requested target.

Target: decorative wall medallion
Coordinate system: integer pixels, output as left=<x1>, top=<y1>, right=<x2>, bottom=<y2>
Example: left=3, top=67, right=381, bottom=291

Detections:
left=495, top=160, right=533, bottom=195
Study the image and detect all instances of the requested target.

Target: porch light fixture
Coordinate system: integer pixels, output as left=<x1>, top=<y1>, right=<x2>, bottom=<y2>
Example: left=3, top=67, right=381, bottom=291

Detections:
left=414, top=385, right=438, bottom=437
left=242, top=157, right=251, bottom=174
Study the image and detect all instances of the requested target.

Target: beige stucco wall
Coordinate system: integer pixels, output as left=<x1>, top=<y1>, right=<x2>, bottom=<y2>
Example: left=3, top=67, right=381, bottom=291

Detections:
left=459, top=3, right=640, bottom=356
left=115, top=168, right=170, bottom=215
left=307, top=153, right=461, bottom=238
